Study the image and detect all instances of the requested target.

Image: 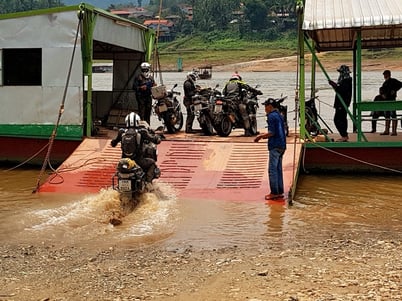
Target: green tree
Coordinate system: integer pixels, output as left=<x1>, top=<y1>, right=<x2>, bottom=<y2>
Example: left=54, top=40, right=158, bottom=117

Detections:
left=244, top=0, right=268, bottom=30
left=0, top=0, right=62, bottom=13
left=193, top=0, right=241, bottom=32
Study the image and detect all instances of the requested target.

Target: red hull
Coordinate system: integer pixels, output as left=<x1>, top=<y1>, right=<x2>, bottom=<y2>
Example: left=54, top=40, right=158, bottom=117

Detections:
left=302, top=146, right=402, bottom=173
left=0, top=137, right=81, bottom=166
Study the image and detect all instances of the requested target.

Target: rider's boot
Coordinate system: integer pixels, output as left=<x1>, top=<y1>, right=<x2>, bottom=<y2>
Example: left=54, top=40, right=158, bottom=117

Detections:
left=146, top=166, right=155, bottom=183
left=391, top=119, right=397, bottom=136
left=380, top=119, right=390, bottom=135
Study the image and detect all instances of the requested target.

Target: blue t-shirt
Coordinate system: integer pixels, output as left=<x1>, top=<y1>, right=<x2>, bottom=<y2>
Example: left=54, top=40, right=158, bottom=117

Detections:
left=266, top=109, right=286, bottom=150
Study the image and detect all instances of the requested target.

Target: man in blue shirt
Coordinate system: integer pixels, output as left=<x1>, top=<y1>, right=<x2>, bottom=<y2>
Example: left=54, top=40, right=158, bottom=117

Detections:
left=254, top=98, right=287, bottom=200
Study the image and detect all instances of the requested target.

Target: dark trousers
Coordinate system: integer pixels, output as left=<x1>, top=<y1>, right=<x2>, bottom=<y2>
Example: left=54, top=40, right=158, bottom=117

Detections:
left=334, top=107, right=348, bottom=137
left=371, top=111, right=385, bottom=132
left=183, top=98, right=194, bottom=131
left=138, top=95, right=152, bottom=125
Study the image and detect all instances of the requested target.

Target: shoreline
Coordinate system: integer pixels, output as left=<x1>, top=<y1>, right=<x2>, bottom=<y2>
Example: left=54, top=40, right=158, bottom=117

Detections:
left=162, top=54, right=402, bottom=73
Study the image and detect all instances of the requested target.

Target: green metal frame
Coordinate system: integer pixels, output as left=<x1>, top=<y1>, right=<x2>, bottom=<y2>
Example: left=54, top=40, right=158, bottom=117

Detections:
left=297, top=0, right=402, bottom=148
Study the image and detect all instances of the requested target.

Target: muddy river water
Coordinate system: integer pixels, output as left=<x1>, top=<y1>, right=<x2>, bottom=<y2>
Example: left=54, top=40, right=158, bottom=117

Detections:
left=1, top=169, right=401, bottom=251
left=1, top=71, right=401, bottom=251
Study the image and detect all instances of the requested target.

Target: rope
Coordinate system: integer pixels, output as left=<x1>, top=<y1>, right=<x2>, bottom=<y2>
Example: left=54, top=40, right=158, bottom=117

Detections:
left=32, top=12, right=83, bottom=193
left=4, top=142, right=50, bottom=172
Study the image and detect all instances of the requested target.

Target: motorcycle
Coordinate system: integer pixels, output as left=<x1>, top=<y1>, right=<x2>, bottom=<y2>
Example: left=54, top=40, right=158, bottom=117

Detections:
left=304, top=95, right=319, bottom=136
left=213, top=86, right=262, bottom=137
left=153, top=83, right=184, bottom=134
left=112, top=155, right=161, bottom=199
left=191, top=85, right=220, bottom=135
left=112, top=158, right=147, bottom=205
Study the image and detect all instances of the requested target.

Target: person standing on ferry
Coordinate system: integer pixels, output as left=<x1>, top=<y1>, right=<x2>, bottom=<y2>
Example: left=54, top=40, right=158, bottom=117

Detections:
left=329, top=65, right=353, bottom=142
left=379, top=70, right=402, bottom=136
left=254, top=98, right=286, bottom=201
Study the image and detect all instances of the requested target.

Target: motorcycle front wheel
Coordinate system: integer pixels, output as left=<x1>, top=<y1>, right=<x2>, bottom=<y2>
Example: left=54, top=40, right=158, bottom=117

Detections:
left=249, top=115, right=258, bottom=135
left=215, top=115, right=232, bottom=137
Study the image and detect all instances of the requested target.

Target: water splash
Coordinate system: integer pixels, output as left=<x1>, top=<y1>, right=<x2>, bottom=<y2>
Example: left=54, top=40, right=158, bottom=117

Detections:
left=22, top=182, right=178, bottom=245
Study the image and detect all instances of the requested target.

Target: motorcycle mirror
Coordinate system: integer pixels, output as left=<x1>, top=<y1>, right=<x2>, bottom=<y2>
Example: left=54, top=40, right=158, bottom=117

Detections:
left=173, top=83, right=178, bottom=89
left=215, top=84, right=220, bottom=88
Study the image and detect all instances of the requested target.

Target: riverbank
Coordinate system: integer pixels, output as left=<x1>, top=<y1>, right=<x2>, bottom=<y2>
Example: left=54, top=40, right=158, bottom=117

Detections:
left=1, top=234, right=400, bottom=300
left=162, top=52, right=402, bottom=73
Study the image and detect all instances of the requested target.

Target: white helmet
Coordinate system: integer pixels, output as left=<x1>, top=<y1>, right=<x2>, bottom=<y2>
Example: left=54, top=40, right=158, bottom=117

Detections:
left=141, top=62, right=151, bottom=72
left=187, top=71, right=198, bottom=81
left=125, top=112, right=141, bottom=128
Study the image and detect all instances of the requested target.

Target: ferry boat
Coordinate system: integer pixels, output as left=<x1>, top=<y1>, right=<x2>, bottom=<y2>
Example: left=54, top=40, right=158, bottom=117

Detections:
left=296, top=0, right=402, bottom=173
left=195, top=65, right=212, bottom=79
left=0, top=3, right=154, bottom=166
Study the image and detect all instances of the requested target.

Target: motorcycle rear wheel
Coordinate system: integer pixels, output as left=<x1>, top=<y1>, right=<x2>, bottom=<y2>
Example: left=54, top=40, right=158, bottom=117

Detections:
left=215, top=115, right=232, bottom=137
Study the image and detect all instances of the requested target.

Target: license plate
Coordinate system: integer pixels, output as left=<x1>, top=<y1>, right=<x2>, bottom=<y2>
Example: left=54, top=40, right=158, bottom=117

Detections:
left=214, top=104, right=222, bottom=113
left=194, top=103, right=202, bottom=111
left=159, top=103, right=168, bottom=112
left=118, top=179, right=131, bottom=192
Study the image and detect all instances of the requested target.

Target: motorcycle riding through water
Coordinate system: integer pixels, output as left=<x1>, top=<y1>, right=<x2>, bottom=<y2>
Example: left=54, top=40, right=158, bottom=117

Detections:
left=152, top=84, right=184, bottom=134
left=213, top=85, right=263, bottom=137
left=191, top=84, right=221, bottom=135
left=111, top=113, right=161, bottom=207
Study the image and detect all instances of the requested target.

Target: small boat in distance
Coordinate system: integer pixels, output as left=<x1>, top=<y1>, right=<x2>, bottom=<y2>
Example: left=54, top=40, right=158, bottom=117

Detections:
left=195, top=65, right=212, bottom=79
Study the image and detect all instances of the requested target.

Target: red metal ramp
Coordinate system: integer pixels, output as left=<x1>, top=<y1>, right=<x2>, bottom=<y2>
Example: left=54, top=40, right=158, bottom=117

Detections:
left=39, top=136, right=301, bottom=202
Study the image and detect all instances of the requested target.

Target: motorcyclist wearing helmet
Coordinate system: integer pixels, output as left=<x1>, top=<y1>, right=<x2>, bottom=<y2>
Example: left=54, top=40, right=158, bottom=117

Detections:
left=111, top=112, right=161, bottom=183
left=183, top=71, right=199, bottom=133
left=223, top=72, right=260, bottom=136
left=133, top=62, right=156, bottom=125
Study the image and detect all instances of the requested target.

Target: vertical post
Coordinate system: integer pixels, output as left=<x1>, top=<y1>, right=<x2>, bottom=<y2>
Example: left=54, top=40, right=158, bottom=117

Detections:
left=81, top=7, right=95, bottom=137
left=355, top=30, right=363, bottom=141
left=297, top=1, right=306, bottom=141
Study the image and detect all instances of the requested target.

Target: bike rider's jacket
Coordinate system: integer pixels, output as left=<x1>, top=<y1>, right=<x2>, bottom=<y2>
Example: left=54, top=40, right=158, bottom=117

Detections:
left=133, top=73, right=155, bottom=98
left=111, top=128, right=141, bottom=159
left=110, top=126, right=161, bottom=161
left=136, top=125, right=161, bottom=161
left=223, top=79, right=251, bottom=102
left=183, top=79, right=197, bottom=104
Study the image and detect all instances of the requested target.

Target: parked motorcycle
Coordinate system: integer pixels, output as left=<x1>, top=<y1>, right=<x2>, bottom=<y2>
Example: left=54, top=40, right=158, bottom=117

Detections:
left=304, top=95, right=319, bottom=135
left=153, top=84, right=183, bottom=134
left=213, top=86, right=262, bottom=137
left=191, top=85, right=220, bottom=135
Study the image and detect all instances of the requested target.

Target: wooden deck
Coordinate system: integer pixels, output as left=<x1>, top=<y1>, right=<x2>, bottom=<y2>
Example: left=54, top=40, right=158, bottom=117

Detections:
left=38, top=129, right=302, bottom=202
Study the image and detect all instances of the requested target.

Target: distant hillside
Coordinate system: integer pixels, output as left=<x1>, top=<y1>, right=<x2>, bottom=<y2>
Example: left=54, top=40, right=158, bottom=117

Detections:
left=62, top=0, right=149, bottom=9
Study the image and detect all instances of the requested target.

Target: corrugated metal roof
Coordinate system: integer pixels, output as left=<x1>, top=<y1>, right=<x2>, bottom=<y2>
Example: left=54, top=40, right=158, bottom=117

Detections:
left=302, top=0, right=402, bottom=51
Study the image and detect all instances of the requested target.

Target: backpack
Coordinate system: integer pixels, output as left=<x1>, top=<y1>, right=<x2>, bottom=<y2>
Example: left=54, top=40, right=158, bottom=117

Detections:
left=121, top=128, right=141, bottom=158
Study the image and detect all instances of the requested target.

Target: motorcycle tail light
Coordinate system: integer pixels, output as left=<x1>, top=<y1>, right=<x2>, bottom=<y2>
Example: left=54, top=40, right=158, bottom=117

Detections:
left=216, top=100, right=223, bottom=105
